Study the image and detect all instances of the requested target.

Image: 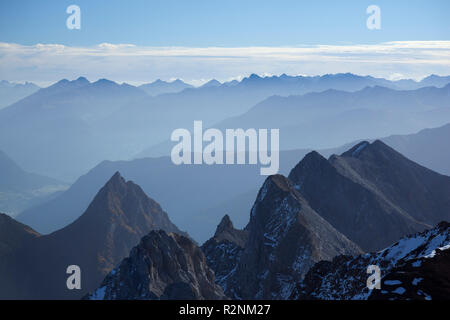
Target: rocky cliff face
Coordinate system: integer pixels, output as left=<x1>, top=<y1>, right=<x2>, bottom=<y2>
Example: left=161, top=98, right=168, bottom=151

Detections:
left=216, top=175, right=361, bottom=299
left=87, top=230, right=227, bottom=300
left=201, top=215, right=248, bottom=292
left=0, top=172, right=186, bottom=299
left=288, top=140, right=450, bottom=251
left=292, top=222, right=450, bottom=300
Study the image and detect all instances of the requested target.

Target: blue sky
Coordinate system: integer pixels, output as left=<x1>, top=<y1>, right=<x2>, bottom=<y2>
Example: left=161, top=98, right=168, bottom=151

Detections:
left=0, top=0, right=449, bottom=84
left=0, top=0, right=449, bottom=46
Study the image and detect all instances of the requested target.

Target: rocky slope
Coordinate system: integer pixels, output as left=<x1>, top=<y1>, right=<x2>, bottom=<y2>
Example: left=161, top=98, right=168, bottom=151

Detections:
left=0, top=213, right=39, bottom=257
left=209, top=175, right=361, bottom=299
left=87, top=230, right=226, bottom=300
left=288, top=140, right=450, bottom=251
left=370, top=242, right=450, bottom=300
left=291, top=222, right=450, bottom=300
left=201, top=215, right=248, bottom=291
left=0, top=172, right=185, bottom=299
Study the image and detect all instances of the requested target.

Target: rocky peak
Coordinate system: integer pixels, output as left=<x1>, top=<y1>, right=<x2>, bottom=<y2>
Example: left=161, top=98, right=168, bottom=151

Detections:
left=2, top=172, right=186, bottom=299
left=341, top=141, right=370, bottom=158
left=215, top=214, right=234, bottom=236
left=287, top=140, right=450, bottom=252
left=221, top=174, right=361, bottom=299
left=212, top=214, right=248, bottom=248
left=201, top=215, right=249, bottom=292
left=87, top=230, right=227, bottom=300
left=288, top=151, right=333, bottom=192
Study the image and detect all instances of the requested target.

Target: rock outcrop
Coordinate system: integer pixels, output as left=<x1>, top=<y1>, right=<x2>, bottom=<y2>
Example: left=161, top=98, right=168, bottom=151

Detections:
left=87, top=230, right=227, bottom=300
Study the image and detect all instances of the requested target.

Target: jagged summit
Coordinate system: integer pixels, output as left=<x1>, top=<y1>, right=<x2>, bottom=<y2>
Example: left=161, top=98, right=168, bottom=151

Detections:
left=215, top=214, right=233, bottom=236
left=340, top=139, right=394, bottom=159
left=288, top=140, right=450, bottom=251
left=100, top=171, right=126, bottom=192
left=87, top=230, right=227, bottom=300
left=340, top=140, right=370, bottom=158
left=1, top=172, right=185, bottom=299
left=218, top=173, right=361, bottom=299
left=211, top=214, right=248, bottom=248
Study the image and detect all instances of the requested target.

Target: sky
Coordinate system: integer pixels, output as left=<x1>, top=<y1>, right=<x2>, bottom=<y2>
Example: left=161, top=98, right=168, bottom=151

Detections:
left=0, top=0, right=449, bottom=85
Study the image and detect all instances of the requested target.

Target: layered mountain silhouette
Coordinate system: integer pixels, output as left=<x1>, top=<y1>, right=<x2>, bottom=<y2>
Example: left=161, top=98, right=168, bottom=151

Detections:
left=0, top=80, right=39, bottom=109
left=383, top=123, right=450, bottom=176
left=0, top=77, right=148, bottom=180
left=0, top=172, right=185, bottom=299
left=139, top=79, right=193, bottom=96
left=0, top=149, right=67, bottom=215
left=87, top=230, right=226, bottom=300
left=17, top=154, right=270, bottom=240
left=18, top=127, right=450, bottom=244
left=292, top=222, right=450, bottom=300
left=137, top=83, right=450, bottom=158
left=204, top=175, right=361, bottom=299
left=289, top=140, right=450, bottom=251
left=212, top=84, right=450, bottom=152
left=1, top=74, right=448, bottom=180
left=2, top=141, right=450, bottom=300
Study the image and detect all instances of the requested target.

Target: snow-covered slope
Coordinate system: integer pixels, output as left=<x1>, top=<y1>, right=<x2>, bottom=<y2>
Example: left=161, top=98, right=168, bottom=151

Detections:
left=292, top=221, right=450, bottom=300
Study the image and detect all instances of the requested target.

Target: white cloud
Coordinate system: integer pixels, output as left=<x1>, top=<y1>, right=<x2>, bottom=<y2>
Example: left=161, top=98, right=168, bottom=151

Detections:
left=0, top=41, right=449, bottom=85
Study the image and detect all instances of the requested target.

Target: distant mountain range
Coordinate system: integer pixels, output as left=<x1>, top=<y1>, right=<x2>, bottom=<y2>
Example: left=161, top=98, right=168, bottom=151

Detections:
left=383, top=123, right=450, bottom=176
left=1, top=73, right=449, bottom=181
left=0, top=172, right=185, bottom=299
left=0, top=77, right=148, bottom=180
left=139, top=79, right=193, bottom=96
left=0, top=80, right=39, bottom=109
left=212, top=84, right=450, bottom=152
left=137, top=82, right=450, bottom=158
left=0, top=149, right=67, bottom=215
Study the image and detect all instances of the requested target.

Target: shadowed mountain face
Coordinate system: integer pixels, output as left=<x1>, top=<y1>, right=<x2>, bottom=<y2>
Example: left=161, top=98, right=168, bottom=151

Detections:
left=288, top=140, right=450, bottom=252
left=292, top=222, right=450, bottom=300
left=212, top=175, right=361, bottom=299
left=0, top=172, right=185, bottom=299
left=87, top=230, right=226, bottom=300
left=0, top=213, right=39, bottom=257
